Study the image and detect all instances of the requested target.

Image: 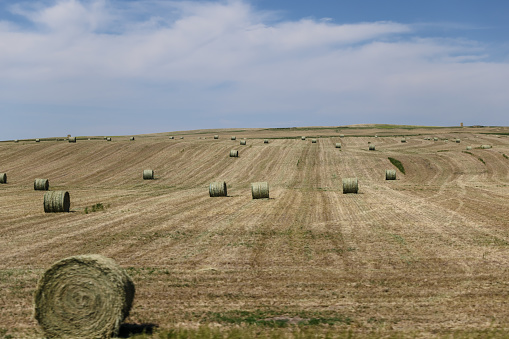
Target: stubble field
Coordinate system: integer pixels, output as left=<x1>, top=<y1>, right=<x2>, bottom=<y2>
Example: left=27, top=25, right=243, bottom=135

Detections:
left=0, top=125, right=508, bottom=338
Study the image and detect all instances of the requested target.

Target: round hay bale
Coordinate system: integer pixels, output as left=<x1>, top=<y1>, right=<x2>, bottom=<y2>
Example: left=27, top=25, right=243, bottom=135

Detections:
left=264, top=139, right=269, bottom=144
left=433, top=137, right=438, bottom=141
left=230, top=150, right=238, bottom=157
left=36, top=139, right=40, bottom=143
left=401, top=138, right=406, bottom=143
left=335, top=143, right=341, bottom=149
left=251, top=182, right=269, bottom=199
left=34, top=254, right=135, bottom=339
left=0, top=173, right=6, bottom=184
left=466, top=146, right=472, bottom=150
left=180, top=137, right=184, bottom=139
left=311, top=139, right=317, bottom=143
left=214, top=135, right=219, bottom=139
left=130, top=137, right=135, bottom=141
left=455, top=139, right=460, bottom=143
left=481, top=145, right=492, bottom=149
left=301, top=136, right=306, bottom=140
left=209, top=181, right=227, bottom=197
left=106, top=137, right=112, bottom=141
left=369, top=144, right=376, bottom=151
left=339, top=134, right=345, bottom=138
left=342, top=178, right=358, bottom=194
left=231, top=136, right=236, bottom=140
left=43, top=191, right=70, bottom=213
left=143, top=170, right=154, bottom=180
left=68, top=137, right=76, bottom=143
left=240, top=140, right=247, bottom=145
left=385, top=169, right=396, bottom=180
left=14, top=139, right=19, bottom=143
left=34, top=178, right=49, bottom=191
left=169, top=136, right=174, bottom=139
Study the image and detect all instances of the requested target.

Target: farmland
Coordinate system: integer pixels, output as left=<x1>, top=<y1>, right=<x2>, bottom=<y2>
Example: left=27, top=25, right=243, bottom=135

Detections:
left=1, top=125, right=509, bottom=338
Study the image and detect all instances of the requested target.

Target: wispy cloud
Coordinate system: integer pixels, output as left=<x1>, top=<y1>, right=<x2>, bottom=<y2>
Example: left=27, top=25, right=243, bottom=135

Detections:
left=0, top=0, right=508, bottom=139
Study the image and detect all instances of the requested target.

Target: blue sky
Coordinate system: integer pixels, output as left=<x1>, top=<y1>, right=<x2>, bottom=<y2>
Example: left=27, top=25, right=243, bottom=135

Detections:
left=1, top=0, right=508, bottom=140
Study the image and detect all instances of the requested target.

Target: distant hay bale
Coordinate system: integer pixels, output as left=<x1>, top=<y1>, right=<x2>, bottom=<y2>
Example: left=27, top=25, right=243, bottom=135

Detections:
left=34, top=254, right=135, bottom=339
left=301, top=136, right=306, bottom=140
left=339, top=134, right=345, bottom=138
left=481, top=145, right=492, bottom=149
left=169, top=136, right=174, bottom=139
left=455, top=139, right=460, bottom=143
left=335, top=143, right=341, bottom=148
left=0, top=173, right=6, bottom=184
left=106, top=137, right=112, bottom=141
left=180, top=137, right=184, bottom=139
left=240, top=140, right=246, bottom=145
left=433, top=137, right=438, bottom=141
left=214, top=135, right=219, bottom=139
left=466, top=146, right=472, bottom=150
left=34, top=179, right=49, bottom=191
left=264, top=139, right=269, bottom=144
left=401, top=138, right=406, bottom=143
left=311, top=139, right=317, bottom=143
left=130, top=137, right=135, bottom=141
left=43, top=191, right=70, bottom=213
left=230, top=150, right=238, bottom=157
left=369, top=144, right=376, bottom=151
left=209, top=181, right=227, bottom=197
left=68, top=137, right=76, bottom=143
left=251, top=182, right=269, bottom=199
left=36, top=139, right=40, bottom=143
left=342, top=178, right=358, bottom=194
left=14, top=139, right=18, bottom=143
left=143, top=170, right=154, bottom=180
left=385, top=169, right=396, bottom=180
left=231, top=136, right=236, bottom=140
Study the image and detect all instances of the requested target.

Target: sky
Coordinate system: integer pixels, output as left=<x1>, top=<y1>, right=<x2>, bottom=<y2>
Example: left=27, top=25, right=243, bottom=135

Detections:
left=1, top=0, right=508, bottom=140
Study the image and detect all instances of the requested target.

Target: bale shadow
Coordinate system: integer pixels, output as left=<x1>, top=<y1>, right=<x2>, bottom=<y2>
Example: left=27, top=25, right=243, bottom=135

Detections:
left=118, top=323, right=158, bottom=338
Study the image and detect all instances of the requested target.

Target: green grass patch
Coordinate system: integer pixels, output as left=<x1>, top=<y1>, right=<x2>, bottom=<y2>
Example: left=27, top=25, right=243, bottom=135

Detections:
left=84, top=203, right=107, bottom=214
left=388, top=157, right=405, bottom=174
left=503, top=154, right=508, bottom=160
left=462, top=151, right=486, bottom=165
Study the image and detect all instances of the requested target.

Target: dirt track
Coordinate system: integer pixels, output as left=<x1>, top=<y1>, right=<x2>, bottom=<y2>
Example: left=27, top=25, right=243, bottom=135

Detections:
left=1, top=125, right=508, bottom=337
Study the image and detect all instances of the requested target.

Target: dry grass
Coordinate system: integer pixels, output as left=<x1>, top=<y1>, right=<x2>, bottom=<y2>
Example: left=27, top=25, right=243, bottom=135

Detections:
left=0, top=125, right=509, bottom=338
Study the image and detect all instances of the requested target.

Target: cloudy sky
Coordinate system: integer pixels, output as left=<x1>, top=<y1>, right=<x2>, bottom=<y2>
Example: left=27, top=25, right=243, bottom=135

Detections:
left=1, top=0, right=508, bottom=140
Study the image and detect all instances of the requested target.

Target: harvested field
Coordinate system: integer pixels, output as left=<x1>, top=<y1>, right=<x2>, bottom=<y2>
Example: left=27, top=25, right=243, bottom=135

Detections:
left=0, top=125, right=509, bottom=338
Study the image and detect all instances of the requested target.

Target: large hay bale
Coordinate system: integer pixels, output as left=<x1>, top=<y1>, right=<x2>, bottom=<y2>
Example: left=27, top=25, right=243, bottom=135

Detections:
left=0, top=173, right=6, bottom=184
left=342, top=178, right=358, bottom=194
left=240, top=140, right=247, bottom=145
left=34, top=178, right=49, bottom=191
left=180, top=137, right=184, bottom=139
left=130, top=137, right=135, bottom=141
left=385, top=169, right=396, bottom=180
left=34, top=254, right=135, bottom=339
left=455, top=139, right=460, bottom=143
left=401, top=138, right=406, bottom=143
left=481, top=145, right=492, bottom=149
left=251, top=182, right=269, bottom=199
left=209, top=181, right=227, bottom=197
left=36, top=139, right=40, bottom=143
left=14, top=139, right=19, bottom=143
left=301, top=136, right=306, bottom=140
left=339, top=134, right=345, bottom=138
left=214, top=135, right=219, bottom=139
left=433, top=137, right=438, bottom=141
left=68, top=137, right=76, bottom=143
left=106, top=137, right=112, bottom=141
left=369, top=144, right=376, bottom=151
left=231, top=136, right=236, bottom=140
left=143, top=170, right=154, bottom=180
left=311, top=139, right=317, bottom=143
left=264, top=139, right=269, bottom=144
left=466, top=146, right=472, bottom=150
left=43, top=191, right=70, bottom=212
left=230, top=150, right=238, bottom=157
left=335, top=143, right=341, bottom=148
left=169, top=136, right=174, bottom=139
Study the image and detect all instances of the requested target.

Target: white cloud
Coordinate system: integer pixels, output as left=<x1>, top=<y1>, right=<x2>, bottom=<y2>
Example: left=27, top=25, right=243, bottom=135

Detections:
left=0, top=0, right=508, bottom=139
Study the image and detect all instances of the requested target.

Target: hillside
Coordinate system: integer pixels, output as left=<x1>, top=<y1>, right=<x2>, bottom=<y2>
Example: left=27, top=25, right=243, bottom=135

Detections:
left=1, top=125, right=509, bottom=338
